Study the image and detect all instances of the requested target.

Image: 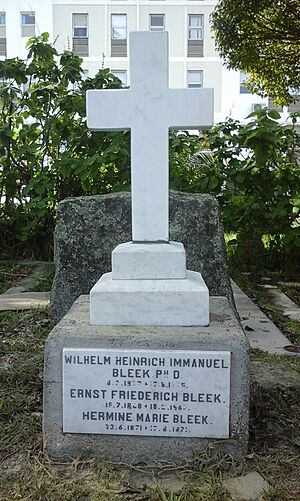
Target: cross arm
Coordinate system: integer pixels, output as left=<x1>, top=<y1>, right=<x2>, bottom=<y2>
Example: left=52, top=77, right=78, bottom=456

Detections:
left=166, top=88, right=214, bottom=130
left=87, top=89, right=134, bottom=131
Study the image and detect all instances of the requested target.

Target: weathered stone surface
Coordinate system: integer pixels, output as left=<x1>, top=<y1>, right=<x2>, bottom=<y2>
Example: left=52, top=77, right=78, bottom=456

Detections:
left=43, top=295, right=250, bottom=463
left=51, top=192, right=233, bottom=322
left=231, top=281, right=291, bottom=355
left=223, top=472, right=270, bottom=501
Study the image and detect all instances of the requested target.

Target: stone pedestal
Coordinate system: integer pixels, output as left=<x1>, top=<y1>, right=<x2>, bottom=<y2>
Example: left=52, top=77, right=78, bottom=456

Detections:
left=43, top=296, right=250, bottom=463
left=91, top=241, right=209, bottom=326
left=112, top=242, right=187, bottom=280
left=90, top=270, right=209, bottom=326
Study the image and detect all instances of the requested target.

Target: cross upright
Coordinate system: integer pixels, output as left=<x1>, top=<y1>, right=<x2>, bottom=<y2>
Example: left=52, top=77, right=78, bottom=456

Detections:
left=87, top=31, right=213, bottom=242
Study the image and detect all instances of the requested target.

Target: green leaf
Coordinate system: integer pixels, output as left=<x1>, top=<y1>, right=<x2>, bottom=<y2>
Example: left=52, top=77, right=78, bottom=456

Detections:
left=208, top=176, right=219, bottom=190
left=268, top=110, right=281, bottom=120
left=235, top=173, right=245, bottom=184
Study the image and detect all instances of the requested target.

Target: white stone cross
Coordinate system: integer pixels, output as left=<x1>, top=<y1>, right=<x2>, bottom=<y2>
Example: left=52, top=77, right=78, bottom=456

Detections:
left=87, top=31, right=213, bottom=242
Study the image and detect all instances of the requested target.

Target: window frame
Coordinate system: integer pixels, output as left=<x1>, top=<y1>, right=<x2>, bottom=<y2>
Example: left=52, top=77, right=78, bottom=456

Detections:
left=0, top=12, right=6, bottom=26
left=111, top=14, right=127, bottom=40
left=72, top=13, right=88, bottom=39
left=149, top=14, right=165, bottom=31
left=21, top=12, right=35, bottom=27
left=188, top=14, right=204, bottom=40
left=112, top=70, right=127, bottom=86
left=21, top=11, right=35, bottom=38
left=240, top=72, right=251, bottom=94
left=187, top=70, right=203, bottom=88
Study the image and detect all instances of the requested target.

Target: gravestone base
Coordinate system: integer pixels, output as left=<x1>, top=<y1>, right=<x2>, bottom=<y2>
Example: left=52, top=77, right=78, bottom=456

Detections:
left=112, top=241, right=187, bottom=280
left=44, top=296, right=250, bottom=463
left=90, top=270, right=209, bottom=326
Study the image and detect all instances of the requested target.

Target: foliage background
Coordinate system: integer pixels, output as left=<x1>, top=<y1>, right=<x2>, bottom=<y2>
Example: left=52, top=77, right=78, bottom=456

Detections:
left=190, top=110, right=300, bottom=271
left=0, top=34, right=299, bottom=272
left=211, top=0, right=300, bottom=105
left=0, top=34, right=199, bottom=258
left=0, top=34, right=131, bottom=257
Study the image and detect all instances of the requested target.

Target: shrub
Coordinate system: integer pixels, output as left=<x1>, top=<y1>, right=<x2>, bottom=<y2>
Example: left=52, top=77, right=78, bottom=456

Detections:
left=0, top=34, right=130, bottom=258
left=191, top=109, right=300, bottom=271
left=0, top=34, right=202, bottom=258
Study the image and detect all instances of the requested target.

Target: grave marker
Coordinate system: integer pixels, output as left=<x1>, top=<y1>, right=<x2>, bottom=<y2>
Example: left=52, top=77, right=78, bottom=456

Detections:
left=87, top=31, right=212, bottom=326
left=44, top=31, right=250, bottom=463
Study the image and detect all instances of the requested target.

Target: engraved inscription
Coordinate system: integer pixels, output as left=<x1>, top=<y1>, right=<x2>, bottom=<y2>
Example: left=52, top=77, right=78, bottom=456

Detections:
left=63, top=349, right=231, bottom=438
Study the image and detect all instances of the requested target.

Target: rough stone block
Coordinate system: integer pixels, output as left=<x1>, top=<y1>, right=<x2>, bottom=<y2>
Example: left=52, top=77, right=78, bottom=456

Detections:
left=51, top=192, right=234, bottom=322
left=43, top=296, right=250, bottom=463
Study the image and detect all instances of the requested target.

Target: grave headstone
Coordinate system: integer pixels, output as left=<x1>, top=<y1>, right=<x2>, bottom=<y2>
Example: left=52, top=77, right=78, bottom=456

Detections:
left=44, top=31, right=249, bottom=463
left=51, top=191, right=235, bottom=323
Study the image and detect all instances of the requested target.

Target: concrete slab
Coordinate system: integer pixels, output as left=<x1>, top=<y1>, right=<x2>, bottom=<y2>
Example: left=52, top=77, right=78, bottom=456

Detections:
left=0, top=292, right=50, bottom=311
left=223, top=472, right=270, bottom=501
left=0, top=260, right=53, bottom=266
left=231, top=281, right=292, bottom=355
left=90, top=270, right=209, bottom=326
left=260, top=285, right=300, bottom=321
left=277, top=281, right=300, bottom=288
left=4, top=263, right=54, bottom=294
left=43, top=295, right=250, bottom=463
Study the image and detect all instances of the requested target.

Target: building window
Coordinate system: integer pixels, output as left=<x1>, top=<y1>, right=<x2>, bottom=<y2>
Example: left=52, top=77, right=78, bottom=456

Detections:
left=21, top=12, right=35, bottom=38
left=72, top=14, right=89, bottom=57
left=187, top=70, right=203, bottom=88
left=188, top=15, right=204, bottom=40
left=111, top=15, right=127, bottom=57
left=112, top=70, right=127, bottom=86
left=0, top=12, right=6, bottom=56
left=240, top=72, right=251, bottom=94
left=150, top=14, right=165, bottom=31
left=187, top=15, right=204, bottom=57
left=73, top=13, right=88, bottom=38
left=111, top=14, right=127, bottom=40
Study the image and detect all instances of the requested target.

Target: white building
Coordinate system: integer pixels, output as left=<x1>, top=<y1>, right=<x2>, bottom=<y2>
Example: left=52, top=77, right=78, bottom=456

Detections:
left=0, top=0, right=277, bottom=122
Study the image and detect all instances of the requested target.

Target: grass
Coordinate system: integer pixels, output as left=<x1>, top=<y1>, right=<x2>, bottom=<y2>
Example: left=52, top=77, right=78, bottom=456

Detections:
left=0, top=309, right=51, bottom=459
left=0, top=307, right=300, bottom=500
